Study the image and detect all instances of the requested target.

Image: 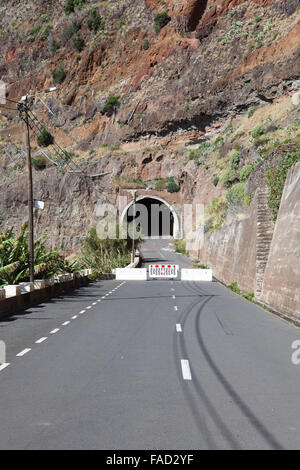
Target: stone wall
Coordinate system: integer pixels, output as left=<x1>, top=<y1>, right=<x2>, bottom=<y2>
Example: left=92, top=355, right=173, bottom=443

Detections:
left=196, top=163, right=300, bottom=318
left=199, top=192, right=258, bottom=294
left=260, top=162, right=300, bottom=317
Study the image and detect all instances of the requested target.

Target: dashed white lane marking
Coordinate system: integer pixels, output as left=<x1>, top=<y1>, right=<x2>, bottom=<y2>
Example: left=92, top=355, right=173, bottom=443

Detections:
left=16, top=348, right=31, bottom=357
left=97, top=300, right=101, bottom=302
left=171, top=288, right=175, bottom=291
left=62, top=321, right=70, bottom=326
left=174, top=306, right=178, bottom=311
left=109, top=291, right=113, bottom=294
left=92, top=302, right=97, bottom=306
left=86, top=306, right=92, bottom=309
left=79, top=310, right=86, bottom=314
left=181, top=360, right=192, bottom=380
left=172, top=295, right=176, bottom=299
left=35, top=337, right=47, bottom=344
left=72, top=315, right=78, bottom=320
left=0, top=363, right=10, bottom=372
left=50, top=328, right=60, bottom=334
left=102, top=296, right=106, bottom=299
left=176, top=324, right=182, bottom=332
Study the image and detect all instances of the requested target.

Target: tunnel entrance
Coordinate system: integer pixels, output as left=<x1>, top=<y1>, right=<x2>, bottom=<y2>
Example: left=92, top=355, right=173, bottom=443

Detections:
left=124, top=197, right=175, bottom=239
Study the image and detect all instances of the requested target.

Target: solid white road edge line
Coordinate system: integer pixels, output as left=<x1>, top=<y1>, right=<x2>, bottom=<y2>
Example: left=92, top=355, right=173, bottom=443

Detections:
left=181, top=359, right=192, bottom=380
left=16, top=348, right=31, bottom=357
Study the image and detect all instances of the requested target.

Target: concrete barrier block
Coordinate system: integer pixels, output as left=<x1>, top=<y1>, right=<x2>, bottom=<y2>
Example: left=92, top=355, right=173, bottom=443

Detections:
left=45, top=277, right=54, bottom=287
left=4, top=285, right=22, bottom=297
left=181, top=269, right=213, bottom=282
left=34, top=279, right=46, bottom=290
left=0, top=289, right=5, bottom=300
left=19, top=282, right=34, bottom=293
left=116, top=268, right=147, bottom=281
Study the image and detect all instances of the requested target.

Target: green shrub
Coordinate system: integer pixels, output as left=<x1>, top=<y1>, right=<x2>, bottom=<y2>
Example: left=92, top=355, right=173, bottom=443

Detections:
left=78, top=226, right=133, bottom=275
left=212, top=176, right=219, bottom=187
left=52, top=66, right=66, bottom=84
left=154, top=12, right=171, bottom=34
left=250, top=125, right=266, bottom=138
left=242, top=292, right=254, bottom=301
left=49, top=38, right=60, bottom=55
left=174, top=239, right=186, bottom=255
left=87, top=9, right=102, bottom=31
left=167, top=177, right=180, bottom=193
left=41, top=24, right=53, bottom=40
left=65, top=0, right=86, bottom=14
left=37, top=129, right=54, bottom=147
left=266, top=147, right=300, bottom=220
left=229, top=281, right=241, bottom=294
left=62, top=20, right=81, bottom=44
left=226, top=183, right=250, bottom=208
left=0, top=226, right=73, bottom=286
left=230, top=151, right=240, bottom=170
left=102, top=96, right=120, bottom=115
left=220, top=168, right=236, bottom=187
left=154, top=181, right=165, bottom=191
left=142, top=39, right=150, bottom=50
left=194, top=262, right=209, bottom=269
left=240, top=165, right=254, bottom=181
left=32, top=154, right=47, bottom=170
left=71, top=34, right=85, bottom=51
left=214, top=136, right=224, bottom=148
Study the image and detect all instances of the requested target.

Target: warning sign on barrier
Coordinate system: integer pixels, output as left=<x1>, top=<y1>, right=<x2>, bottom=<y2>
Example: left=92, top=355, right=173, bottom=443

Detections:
left=148, top=264, right=179, bottom=278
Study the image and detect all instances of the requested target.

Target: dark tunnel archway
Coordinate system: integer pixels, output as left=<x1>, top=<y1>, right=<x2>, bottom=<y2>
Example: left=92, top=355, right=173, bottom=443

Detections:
left=124, top=197, right=175, bottom=238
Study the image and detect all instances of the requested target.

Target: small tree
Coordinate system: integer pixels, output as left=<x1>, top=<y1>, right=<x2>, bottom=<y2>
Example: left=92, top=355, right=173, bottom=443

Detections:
left=87, top=9, right=102, bottom=31
left=154, top=12, right=171, bottom=34
left=101, top=96, right=120, bottom=116
left=71, top=34, right=85, bottom=51
left=52, top=66, right=66, bottom=84
left=37, top=129, right=54, bottom=147
left=142, top=39, right=150, bottom=50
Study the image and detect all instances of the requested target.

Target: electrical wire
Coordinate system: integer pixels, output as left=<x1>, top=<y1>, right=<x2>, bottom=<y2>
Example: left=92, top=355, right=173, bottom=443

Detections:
left=0, top=104, right=18, bottom=111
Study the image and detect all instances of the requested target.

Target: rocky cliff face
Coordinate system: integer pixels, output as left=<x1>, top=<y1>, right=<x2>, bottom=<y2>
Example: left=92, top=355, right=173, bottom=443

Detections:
left=0, top=0, right=299, bottom=252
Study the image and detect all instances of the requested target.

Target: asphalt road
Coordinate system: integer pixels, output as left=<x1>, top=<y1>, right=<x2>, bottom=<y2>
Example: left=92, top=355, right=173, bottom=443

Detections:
left=0, top=241, right=300, bottom=449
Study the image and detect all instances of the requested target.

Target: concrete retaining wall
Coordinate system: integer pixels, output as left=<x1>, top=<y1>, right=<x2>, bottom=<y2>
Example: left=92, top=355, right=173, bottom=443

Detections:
left=260, top=162, right=300, bottom=317
left=191, top=162, right=300, bottom=318
left=0, top=276, right=88, bottom=320
left=198, top=192, right=258, bottom=294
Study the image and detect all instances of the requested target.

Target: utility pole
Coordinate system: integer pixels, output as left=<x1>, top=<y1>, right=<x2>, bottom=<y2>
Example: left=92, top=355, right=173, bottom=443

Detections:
left=18, top=87, right=57, bottom=283
left=131, top=190, right=137, bottom=264
left=24, top=98, right=34, bottom=283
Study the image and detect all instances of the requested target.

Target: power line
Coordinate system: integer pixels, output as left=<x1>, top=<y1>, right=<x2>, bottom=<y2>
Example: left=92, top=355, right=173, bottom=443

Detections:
left=0, top=104, right=18, bottom=111
left=3, top=97, right=20, bottom=104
